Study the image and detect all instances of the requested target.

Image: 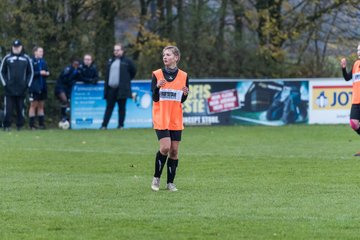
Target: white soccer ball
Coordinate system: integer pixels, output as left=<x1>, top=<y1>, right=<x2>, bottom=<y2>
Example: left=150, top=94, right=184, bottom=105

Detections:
left=140, top=93, right=151, bottom=109
left=58, top=120, right=70, bottom=130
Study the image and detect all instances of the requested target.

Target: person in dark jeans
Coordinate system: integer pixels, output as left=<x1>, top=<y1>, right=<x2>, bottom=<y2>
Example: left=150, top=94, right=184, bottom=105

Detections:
left=0, top=40, right=33, bottom=131
left=100, top=43, right=136, bottom=129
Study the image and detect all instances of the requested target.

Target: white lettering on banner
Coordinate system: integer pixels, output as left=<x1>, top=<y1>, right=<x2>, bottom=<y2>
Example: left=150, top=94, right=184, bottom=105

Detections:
left=220, top=97, right=237, bottom=104
left=183, top=116, right=202, bottom=124
left=212, top=95, right=220, bottom=100
left=207, top=89, right=240, bottom=114
left=213, top=105, right=223, bottom=110
left=159, top=89, right=183, bottom=102
left=183, top=116, right=220, bottom=125
left=208, top=100, right=220, bottom=106
left=201, top=116, right=220, bottom=124
left=222, top=92, right=234, bottom=98
left=74, top=86, right=103, bottom=91
left=224, top=102, right=235, bottom=108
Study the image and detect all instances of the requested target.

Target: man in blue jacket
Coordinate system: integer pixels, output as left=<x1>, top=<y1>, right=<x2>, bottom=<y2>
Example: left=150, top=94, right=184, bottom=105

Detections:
left=29, top=46, right=50, bottom=130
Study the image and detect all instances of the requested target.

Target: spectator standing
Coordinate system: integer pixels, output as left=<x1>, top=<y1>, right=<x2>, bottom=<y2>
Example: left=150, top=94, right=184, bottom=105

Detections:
left=0, top=40, right=33, bottom=131
left=79, top=54, right=98, bottom=85
left=100, top=43, right=136, bottom=129
left=28, top=46, right=50, bottom=129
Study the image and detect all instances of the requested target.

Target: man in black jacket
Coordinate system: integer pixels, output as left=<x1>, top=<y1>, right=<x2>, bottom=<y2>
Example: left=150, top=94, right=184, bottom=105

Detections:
left=0, top=40, right=33, bottom=131
left=100, top=43, right=136, bottom=129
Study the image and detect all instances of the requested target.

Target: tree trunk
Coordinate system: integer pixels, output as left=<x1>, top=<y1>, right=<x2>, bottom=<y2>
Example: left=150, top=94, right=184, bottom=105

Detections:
left=256, top=0, right=283, bottom=48
left=94, top=0, right=116, bottom=75
left=165, top=0, right=173, bottom=37
left=230, top=0, right=244, bottom=41
left=157, top=0, right=165, bottom=35
left=215, top=0, right=228, bottom=75
left=177, top=0, right=184, bottom=47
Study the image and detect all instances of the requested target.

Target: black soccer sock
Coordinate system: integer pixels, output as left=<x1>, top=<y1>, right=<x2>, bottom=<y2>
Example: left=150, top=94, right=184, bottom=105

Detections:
left=355, top=128, right=360, bottom=135
left=60, top=107, right=67, bottom=120
left=154, top=151, right=168, bottom=178
left=38, top=115, right=45, bottom=127
left=167, top=158, right=179, bottom=184
left=29, top=116, right=36, bottom=128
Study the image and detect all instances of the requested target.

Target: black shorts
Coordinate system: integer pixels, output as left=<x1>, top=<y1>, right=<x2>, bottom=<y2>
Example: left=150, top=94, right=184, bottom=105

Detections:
left=155, top=130, right=182, bottom=141
left=29, top=91, right=47, bottom=101
left=54, top=86, right=71, bottom=98
left=350, top=104, right=360, bottom=120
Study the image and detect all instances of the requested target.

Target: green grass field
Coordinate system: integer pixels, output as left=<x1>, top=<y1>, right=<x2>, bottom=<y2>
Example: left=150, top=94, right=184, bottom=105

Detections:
left=1, top=125, right=360, bottom=239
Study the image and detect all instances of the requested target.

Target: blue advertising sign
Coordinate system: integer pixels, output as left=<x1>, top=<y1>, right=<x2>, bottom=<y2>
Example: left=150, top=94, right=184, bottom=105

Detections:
left=71, top=81, right=152, bottom=129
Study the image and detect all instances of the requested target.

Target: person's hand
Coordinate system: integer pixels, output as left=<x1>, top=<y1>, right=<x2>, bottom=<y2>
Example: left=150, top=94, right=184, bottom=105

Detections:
left=157, top=79, right=166, bottom=88
left=182, top=86, right=189, bottom=96
left=40, top=70, right=49, bottom=76
left=341, top=58, right=347, bottom=68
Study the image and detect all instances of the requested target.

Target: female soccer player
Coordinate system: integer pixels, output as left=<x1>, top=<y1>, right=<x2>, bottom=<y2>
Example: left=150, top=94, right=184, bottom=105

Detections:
left=151, top=46, right=189, bottom=191
left=29, top=46, right=50, bottom=129
left=341, top=43, right=360, bottom=155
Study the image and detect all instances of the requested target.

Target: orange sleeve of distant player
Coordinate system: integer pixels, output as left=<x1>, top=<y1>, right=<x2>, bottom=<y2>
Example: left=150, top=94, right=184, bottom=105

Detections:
left=352, top=60, right=360, bottom=104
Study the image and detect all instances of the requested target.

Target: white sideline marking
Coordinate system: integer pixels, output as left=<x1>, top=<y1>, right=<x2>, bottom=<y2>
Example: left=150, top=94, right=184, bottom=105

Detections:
left=231, top=115, right=285, bottom=126
left=22, top=147, right=148, bottom=155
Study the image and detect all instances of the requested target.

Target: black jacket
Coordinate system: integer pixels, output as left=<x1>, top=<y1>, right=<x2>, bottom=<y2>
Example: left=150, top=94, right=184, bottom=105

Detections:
left=104, top=56, right=136, bottom=99
left=30, top=57, right=49, bottom=94
left=55, top=65, right=81, bottom=93
left=342, top=67, right=352, bottom=81
left=0, top=52, right=33, bottom=96
left=79, top=62, right=99, bottom=84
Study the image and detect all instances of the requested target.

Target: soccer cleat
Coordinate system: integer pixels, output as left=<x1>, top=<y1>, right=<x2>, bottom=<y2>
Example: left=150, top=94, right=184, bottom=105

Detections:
left=151, top=177, right=160, bottom=191
left=38, top=125, right=46, bottom=130
left=354, top=152, right=360, bottom=157
left=166, top=183, right=178, bottom=192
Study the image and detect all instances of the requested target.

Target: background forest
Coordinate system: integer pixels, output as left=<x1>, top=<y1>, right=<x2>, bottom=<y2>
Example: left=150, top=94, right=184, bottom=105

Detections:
left=0, top=0, right=359, bottom=79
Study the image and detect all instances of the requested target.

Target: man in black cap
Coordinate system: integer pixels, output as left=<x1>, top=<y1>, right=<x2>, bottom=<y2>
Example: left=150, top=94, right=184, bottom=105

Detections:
left=0, top=40, right=33, bottom=131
